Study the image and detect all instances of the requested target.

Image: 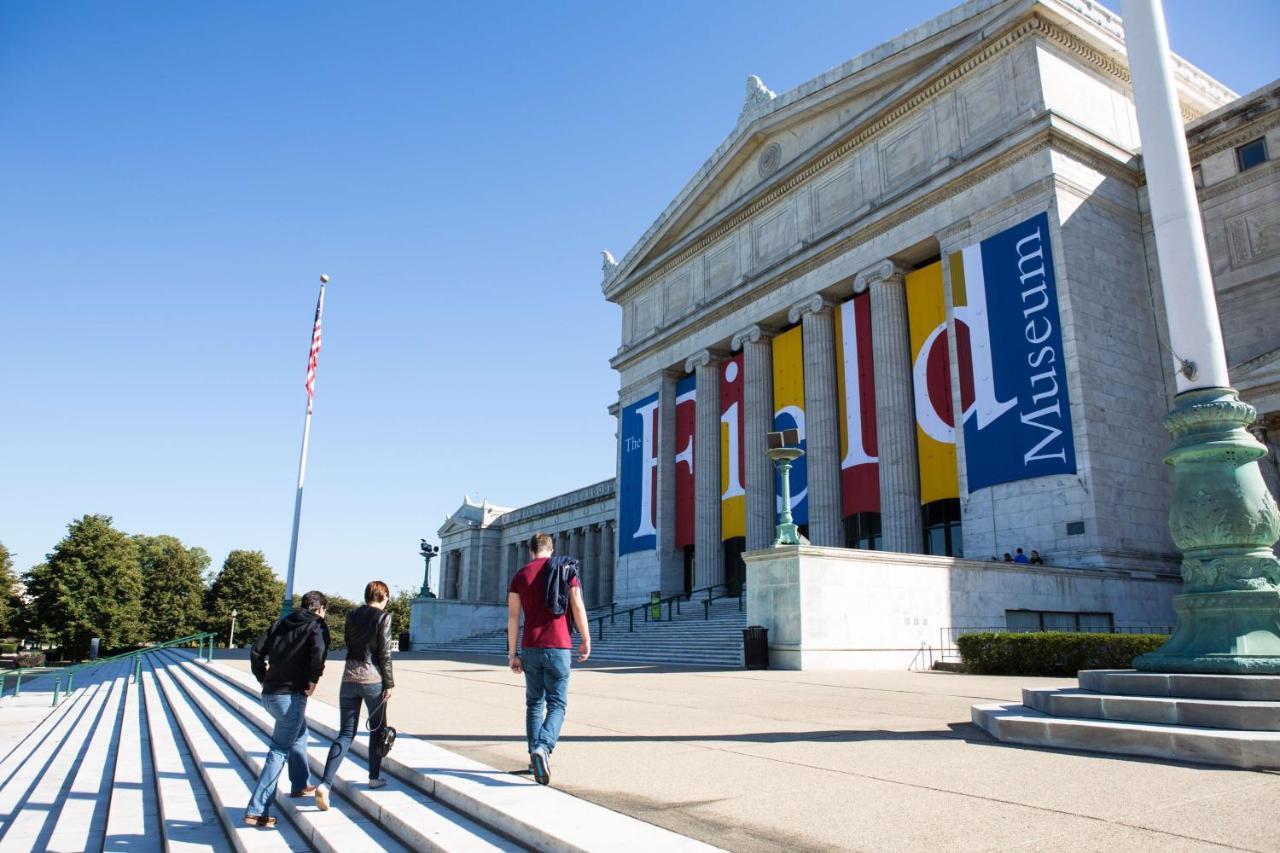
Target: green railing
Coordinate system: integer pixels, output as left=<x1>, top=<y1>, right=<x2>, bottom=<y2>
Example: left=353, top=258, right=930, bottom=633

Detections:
left=586, top=584, right=744, bottom=642
left=0, top=631, right=219, bottom=707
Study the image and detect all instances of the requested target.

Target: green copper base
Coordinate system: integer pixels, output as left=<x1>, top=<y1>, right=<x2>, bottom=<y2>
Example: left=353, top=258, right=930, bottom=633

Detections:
left=769, top=450, right=805, bottom=547
left=1134, top=387, right=1280, bottom=675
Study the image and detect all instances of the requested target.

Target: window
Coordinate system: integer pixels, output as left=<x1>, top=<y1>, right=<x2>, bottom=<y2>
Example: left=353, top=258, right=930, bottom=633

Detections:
left=844, top=512, right=881, bottom=550
left=1005, top=609, right=1114, bottom=632
left=1237, top=137, right=1268, bottom=172
left=922, top=499, right=962, bottom=557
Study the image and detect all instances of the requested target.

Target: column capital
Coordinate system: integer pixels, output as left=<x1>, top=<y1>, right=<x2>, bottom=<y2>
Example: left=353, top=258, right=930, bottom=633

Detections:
left=786, top=294, right=836, bottom=325
left=731, top=324, right=774, bottom=352
left=852, top=259, right=905, bottom=294
left=684, top=348, right=725, bottom=373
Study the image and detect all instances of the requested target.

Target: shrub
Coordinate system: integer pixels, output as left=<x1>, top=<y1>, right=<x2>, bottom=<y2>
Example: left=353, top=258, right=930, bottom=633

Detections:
left=956, top=631, right=1169, bottom=676
left=0, top=642, right=17, bottom=655
left=14, top=651, right=46, bottom=669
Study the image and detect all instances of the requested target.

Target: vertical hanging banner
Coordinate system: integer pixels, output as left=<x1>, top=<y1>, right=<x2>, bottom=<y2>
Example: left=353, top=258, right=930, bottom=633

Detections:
left=834, top=293, right=879, bottom=516
left=720, top=354, right=746, bottom=540
left=618, top=392, right=659, bottom=555
left=952, top=212, right=1076, bottom=490
left=674, top=375, right=696, bottom=549
left=772, top=326, right=808, bottom=525
left=905, top=261, right=960, bottom=506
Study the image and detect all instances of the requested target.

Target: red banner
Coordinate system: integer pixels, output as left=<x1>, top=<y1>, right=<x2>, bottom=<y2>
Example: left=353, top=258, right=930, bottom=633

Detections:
left=836, top=294, right=879, bottom=515
left=674, top=374, right=696, bottom=548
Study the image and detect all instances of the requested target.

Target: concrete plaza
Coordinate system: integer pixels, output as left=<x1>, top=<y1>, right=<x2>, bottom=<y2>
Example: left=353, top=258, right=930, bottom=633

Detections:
left=223, top=653, right=1277, bottom=852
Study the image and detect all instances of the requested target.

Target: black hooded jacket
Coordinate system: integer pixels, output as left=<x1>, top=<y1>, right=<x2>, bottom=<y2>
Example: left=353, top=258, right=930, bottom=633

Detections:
left=250, top=609, right=329, bottom=694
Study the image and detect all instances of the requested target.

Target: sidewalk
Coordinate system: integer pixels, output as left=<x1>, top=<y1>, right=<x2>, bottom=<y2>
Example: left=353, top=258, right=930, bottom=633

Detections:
left=222, top=653, right=1277, bottom=852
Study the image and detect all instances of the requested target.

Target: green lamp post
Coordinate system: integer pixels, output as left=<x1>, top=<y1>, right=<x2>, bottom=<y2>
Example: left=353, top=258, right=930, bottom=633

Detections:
left=767, top=429, right=804, bottom=547
left=419, top=539, right=439, bottom=599
left=1124, top=0, right=1280, bottom=673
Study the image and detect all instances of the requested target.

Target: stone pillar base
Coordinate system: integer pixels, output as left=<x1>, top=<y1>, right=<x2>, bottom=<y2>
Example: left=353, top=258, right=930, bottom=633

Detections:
left=1135, top=590, right=1280, bottom=674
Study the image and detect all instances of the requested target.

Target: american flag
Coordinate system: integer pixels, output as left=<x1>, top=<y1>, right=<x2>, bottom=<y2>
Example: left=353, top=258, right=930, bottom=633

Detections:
left=304, top=288, right=324, bottom=413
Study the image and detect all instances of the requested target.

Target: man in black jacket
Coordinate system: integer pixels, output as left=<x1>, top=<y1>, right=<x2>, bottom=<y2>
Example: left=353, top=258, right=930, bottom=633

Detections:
left=315, top=580, right=396, bottom=809
left=244, top=590, right=329, bottom=829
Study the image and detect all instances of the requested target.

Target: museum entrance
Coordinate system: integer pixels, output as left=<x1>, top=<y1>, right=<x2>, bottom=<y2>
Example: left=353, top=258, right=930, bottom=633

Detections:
left=723, top=537, right=746, bottom=595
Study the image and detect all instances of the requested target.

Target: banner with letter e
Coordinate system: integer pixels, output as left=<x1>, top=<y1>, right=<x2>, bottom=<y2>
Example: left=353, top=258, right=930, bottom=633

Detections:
left=951, top=211, right=1076, bottom=491
left=618, top=392, right=659, bottom=555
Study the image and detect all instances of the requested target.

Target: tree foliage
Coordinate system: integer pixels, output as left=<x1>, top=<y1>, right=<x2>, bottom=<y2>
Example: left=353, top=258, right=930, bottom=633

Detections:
left=136, top=535, right=210, bottom=642
left=0, top=540, right=16, bottom=636
left=319, top=594, right=358, bottom=650
left=22, top=515, right=145, bottom=657
left=206, top=550, right=283, bottom=646
left=384, top=588, right=415, bottom=640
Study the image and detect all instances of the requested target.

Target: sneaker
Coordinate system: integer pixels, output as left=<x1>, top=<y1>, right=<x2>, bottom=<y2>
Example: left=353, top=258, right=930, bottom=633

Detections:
left=368, top=778, right=388, bottom=790
left=314, top=784, right=330, bottom=811
left=530, top=746, right=550, bottom=786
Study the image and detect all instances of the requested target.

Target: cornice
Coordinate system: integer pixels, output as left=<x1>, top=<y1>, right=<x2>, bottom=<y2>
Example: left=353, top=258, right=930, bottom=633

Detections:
left=607, top=12, right=1198, bottom=305
left=1189, top=114, right=1280, bottom=163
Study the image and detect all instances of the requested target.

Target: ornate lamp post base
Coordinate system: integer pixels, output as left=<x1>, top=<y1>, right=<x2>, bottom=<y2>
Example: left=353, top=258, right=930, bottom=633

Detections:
left=1135, top=388, right=1280, bottom=674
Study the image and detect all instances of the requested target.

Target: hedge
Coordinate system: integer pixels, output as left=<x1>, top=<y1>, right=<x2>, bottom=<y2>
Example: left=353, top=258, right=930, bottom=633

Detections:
left=956, top=631, right=1169, bottom=676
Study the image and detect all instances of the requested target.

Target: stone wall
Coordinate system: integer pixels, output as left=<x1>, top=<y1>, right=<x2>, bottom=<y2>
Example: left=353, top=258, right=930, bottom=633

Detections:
left=409, top=599, right=508, bottom=648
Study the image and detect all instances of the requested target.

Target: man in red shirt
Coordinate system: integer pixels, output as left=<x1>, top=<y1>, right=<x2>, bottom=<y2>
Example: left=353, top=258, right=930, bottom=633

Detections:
left=508, top=532, right=591, bottom=786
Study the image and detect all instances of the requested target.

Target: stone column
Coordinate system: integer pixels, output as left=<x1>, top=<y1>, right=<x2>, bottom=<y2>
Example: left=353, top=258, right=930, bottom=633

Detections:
left=656, top=370, right=681, bottom=594
left=568, top=528, right=582, bottom=573
left=602, top=521, right=616, bottom=605
left=855, top=260, right=922, bottom=554
left=586, top=523, right=601, bottom=607
left=789, top=295, right=842, bottom=546
left=732, top=325, right=775, bottom=551
left=686, top=349, right=724, bottom=588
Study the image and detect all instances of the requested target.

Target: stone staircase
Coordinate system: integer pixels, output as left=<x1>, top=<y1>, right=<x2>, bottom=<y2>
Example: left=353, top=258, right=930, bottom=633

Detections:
left=417, top=596, right=747, bottom=668
left=0, top=648, right=717, bottom=851
left=972, top=668, right=1280, bottom=770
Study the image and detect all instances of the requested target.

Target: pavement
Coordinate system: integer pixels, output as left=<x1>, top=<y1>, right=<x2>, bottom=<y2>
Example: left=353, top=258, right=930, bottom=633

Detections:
left=221, top=652, right=1280, bottom=852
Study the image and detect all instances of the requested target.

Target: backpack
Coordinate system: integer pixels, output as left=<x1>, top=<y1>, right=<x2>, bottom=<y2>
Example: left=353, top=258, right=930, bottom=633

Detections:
left=542, top=555, right=580, bottom=616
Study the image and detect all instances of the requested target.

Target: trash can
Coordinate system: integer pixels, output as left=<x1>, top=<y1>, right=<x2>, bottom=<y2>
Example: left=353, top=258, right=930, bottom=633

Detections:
left=743, top=625, right=769, bottom=670
left=649, top=591, right=662, bottom=621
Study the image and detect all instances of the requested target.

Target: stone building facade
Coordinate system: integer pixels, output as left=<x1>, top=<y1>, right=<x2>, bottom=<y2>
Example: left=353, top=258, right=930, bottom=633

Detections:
left=420, top=0, right=1279, bottom=646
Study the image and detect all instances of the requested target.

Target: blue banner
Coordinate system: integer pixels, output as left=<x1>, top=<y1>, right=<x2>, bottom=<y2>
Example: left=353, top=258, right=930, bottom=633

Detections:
left=618, top=392, right=659, bottom=554
left=955, top=212, right=1077, bottom=491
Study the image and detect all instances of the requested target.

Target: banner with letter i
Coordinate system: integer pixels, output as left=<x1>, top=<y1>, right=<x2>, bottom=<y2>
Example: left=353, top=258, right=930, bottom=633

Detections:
left=951, top=211, right=1076, bottom=491
left=618, top=392, right=659, bottom=555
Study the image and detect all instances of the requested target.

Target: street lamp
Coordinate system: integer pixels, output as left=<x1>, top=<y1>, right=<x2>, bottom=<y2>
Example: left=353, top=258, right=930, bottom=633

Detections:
left=229, top=609, right=238, bottom=649
left=419, top=540, right=439, bottom=599
left=767, top=429, right=804, bottom=546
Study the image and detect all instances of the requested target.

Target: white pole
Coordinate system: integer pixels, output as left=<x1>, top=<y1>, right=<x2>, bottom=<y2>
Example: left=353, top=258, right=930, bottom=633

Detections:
left=281, top=277, right=327, bottom=616
left=1121, top=0, right=1230, bottom=393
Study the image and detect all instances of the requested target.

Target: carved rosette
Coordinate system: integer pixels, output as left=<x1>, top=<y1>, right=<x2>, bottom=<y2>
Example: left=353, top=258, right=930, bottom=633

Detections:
left=1163, top=388, right=1280, bottom=594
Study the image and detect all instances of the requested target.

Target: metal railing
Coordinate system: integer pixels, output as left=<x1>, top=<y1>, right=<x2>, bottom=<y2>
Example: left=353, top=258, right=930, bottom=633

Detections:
left=1, top=632, right=219, bottom=708
left=585, top=584, right=745, bottom=642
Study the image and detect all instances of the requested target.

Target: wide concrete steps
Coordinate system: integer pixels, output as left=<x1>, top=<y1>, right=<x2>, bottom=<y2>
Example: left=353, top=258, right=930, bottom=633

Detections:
left=0, top=649, right=716, bottom=851
left=419, top=598, right=747, bottom=668
left=972, top=668, right=1280, bottom=770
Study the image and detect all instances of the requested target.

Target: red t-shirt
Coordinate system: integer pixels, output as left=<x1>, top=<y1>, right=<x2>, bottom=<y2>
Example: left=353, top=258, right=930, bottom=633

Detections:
left=509, top=558, right=580, bottom=650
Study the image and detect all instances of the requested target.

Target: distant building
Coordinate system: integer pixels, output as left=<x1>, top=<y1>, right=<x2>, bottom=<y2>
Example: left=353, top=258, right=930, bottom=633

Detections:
left=420, top=0, right=1279, bottom=654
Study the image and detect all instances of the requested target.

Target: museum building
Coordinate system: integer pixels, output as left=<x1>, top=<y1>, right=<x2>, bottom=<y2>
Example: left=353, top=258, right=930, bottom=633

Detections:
left=423, top=0, right=1280, bottom=655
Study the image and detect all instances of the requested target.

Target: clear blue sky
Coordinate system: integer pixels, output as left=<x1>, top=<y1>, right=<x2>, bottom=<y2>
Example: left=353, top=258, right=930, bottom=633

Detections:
left=2, top=1, right=1276, bottom=600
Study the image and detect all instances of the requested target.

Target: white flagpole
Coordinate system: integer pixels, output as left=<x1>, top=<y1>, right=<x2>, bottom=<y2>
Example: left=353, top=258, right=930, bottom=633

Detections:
left=281, top=274, right=328, bottom=617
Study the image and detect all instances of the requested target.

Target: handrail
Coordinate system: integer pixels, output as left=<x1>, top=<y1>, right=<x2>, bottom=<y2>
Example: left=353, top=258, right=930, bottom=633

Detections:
left=585, top=583, right=745, bottom=642
left=0, top=631, right=219, bottom=707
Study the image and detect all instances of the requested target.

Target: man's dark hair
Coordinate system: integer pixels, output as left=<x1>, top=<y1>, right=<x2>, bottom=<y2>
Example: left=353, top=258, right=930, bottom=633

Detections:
left=301, top=590, right=328, bottom=613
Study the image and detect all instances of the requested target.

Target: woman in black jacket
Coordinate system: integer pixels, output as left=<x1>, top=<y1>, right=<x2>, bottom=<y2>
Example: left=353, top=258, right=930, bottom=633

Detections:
left=314, top=580, right=396, bottom=809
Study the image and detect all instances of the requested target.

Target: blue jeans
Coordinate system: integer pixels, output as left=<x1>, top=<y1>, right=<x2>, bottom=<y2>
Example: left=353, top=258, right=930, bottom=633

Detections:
left=522, top=647, right=571, bottom=755
left=246, top=692, right=312, bottom=818
left=320, top=681, right=386, bottom=785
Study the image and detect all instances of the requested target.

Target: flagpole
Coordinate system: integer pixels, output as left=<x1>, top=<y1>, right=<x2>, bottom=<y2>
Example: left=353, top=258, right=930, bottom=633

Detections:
left=281, top=274, right=328, bottom=618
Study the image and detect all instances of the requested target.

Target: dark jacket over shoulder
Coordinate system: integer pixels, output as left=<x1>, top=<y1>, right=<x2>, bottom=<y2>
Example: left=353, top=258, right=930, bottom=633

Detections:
left=250, top=609, right=329, bottom=694
left=344, top=605, right=395, bottom=689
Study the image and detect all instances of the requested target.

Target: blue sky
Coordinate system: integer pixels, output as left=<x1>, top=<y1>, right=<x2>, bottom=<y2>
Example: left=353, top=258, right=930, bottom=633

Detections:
left=2, top=1, right=1276, bottom=600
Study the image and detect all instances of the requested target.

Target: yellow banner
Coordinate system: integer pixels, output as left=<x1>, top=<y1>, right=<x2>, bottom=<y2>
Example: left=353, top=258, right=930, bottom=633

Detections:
left=770, top=325, right=808, bottom=526
left=905, top=261, right=958, bottom=505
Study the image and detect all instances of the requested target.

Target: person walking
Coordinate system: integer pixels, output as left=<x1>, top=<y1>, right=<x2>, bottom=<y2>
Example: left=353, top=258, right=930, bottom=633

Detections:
left=507, top=532, right=590, bottom=786
left=315, top=580, right=396, bottom=809
left=245, top=590, right=330, bottom=829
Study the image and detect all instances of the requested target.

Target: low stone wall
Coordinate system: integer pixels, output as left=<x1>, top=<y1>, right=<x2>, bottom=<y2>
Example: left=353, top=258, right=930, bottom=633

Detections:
left=409, top=598, right=507, bottom=648
left=745, top=546, right=1179, bottom=670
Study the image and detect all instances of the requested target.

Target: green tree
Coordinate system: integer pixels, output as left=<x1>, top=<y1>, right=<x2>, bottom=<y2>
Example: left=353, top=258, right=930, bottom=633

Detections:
left=136, top=535, right=210, bottom=642
left=0, top=540, right=17, bottom=636
left=320, top=594, right=358, bottom=650
left=384, top=588, right=415, bottom=640
left=22, top=515, right=145, bottom=657
left=206, top=550, right=283, bottom=647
